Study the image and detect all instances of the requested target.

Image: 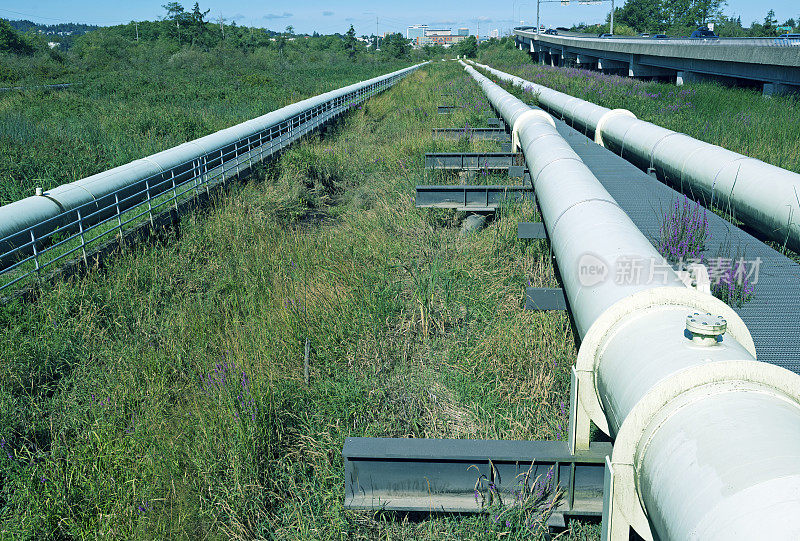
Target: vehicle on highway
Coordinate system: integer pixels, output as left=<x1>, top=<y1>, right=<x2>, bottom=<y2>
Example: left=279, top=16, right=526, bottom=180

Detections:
left=544, top=28, right=558, bottom=35
left=651, top=34, right=668, bottom=39
left=690, top=26, right=719, bottom=39
left=639, top=33, right=650, bottom=38
left=597, top=33, right=613, bottom=38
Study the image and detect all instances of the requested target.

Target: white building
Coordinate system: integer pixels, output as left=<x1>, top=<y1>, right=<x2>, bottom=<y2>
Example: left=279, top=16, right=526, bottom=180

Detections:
left=407, top=24, right=428, bottom=40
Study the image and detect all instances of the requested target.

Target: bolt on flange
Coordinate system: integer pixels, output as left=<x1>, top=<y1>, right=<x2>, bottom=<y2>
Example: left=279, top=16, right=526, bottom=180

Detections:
left=686, top=312, right=727, bottom=346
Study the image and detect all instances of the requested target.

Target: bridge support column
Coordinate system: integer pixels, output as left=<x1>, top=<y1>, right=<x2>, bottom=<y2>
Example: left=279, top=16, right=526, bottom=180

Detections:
left=762, top=82, right=799, bottom=97
left=548, top=48, right=558, bottom=67
left=676, top=70, right=706, bottom=85
left=575, top=54, right=597, bottom=68
left=597, top=58, right=625, bottom=71
left=628, top=59, right=674, bottom=79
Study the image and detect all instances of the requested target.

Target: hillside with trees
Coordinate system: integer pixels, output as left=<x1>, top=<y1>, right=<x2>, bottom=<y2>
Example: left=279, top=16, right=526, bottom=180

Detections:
left=0, top=2, right=448, bottom=88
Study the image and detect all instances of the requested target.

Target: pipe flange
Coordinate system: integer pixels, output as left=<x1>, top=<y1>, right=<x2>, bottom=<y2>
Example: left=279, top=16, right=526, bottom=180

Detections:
left=574, top=287, right=755, bottom=437
left=594, top=109, right=636, bottom=147
left=686, top=311, right=726, bottom=346
left=512, top=109, right=556, bottom=151
left=609, top=360, right=800, bottom=540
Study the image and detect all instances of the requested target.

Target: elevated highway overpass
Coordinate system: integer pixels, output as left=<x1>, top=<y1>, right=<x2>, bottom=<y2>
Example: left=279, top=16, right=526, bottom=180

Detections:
left=513, top=28, right=800, bottom=95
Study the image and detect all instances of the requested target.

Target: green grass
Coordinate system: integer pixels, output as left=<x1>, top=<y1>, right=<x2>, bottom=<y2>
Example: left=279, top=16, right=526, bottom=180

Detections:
left=475, top=54, right=800, bottom=175
left=1, top=62, right=597, bottom=539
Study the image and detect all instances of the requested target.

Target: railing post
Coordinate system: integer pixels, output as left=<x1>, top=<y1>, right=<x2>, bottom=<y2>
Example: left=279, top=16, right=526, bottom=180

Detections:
left=171, top=169, right=179, bottom=212
left=192, top=158, right=200, bottom=199
left=202, top=155, right=210, bottom=196
left=234, top=141, right=241, bottom=177
left=114, top=192, right=124, bottom=247
left=145, top=179, right=154, bottom=228
left=30, top=229, right=41, bottom=283
left=77, top=208, right=88, bottom=266
left=219, top=149, right=227, bottom=185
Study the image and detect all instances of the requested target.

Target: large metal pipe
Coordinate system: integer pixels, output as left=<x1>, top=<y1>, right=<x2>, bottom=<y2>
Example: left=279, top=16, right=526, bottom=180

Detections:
left=461, top=60, right=800, bottom=540
left=0, top=63, right=425, bottom=267
left=468, top=60, right=800, bottom=254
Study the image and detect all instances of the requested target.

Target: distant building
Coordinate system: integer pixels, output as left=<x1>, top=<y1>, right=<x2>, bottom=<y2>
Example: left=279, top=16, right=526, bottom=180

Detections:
left=420, top=29, right=468, bottom=47
left=490, top=29, right=500, bottom=38
left=407, top=24, right=428, bottom=40
left=407, top=25, right=472, bottom=48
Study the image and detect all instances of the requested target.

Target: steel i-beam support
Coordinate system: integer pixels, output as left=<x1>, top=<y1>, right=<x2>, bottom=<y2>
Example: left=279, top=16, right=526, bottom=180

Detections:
left=344, top=437, right=611, bottom=524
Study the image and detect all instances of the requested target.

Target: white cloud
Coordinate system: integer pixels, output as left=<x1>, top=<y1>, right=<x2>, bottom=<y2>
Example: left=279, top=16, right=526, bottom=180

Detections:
left=263, top=12, right=293, bottom=20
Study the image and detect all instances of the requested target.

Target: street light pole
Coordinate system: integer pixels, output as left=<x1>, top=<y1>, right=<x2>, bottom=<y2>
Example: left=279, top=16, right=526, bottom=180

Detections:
left=512, top=0, right=519, bottom=33
left=518, top=3, right=529, bottom=26
left=536, top=0, right=541, bottom=33
left=610, top=0, right=615, bottom=34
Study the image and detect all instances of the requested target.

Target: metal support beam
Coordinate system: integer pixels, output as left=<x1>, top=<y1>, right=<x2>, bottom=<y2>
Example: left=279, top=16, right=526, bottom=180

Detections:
left=432, top=128, right=510, bottom=142
left=344, top=437, right=611, bottom=518
left=415, top=185, right=532, bottom=209
left=518, top=222, right=547, bottom=239
left=508, top=165, right=532, bottom=185
left=525, top=287, right=567, bottom=311
left=424, top=152, right=518, bottom=171
left=487, top=118, right=504, bottom=127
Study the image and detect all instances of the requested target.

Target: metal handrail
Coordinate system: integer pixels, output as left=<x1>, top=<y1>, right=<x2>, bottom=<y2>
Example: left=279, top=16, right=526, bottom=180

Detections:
left=0, top=64, right=424, bottom=295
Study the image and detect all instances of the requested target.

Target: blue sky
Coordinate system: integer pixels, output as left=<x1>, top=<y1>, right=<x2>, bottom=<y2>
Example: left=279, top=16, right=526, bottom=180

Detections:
left=1, top=1, right=798, bottom=37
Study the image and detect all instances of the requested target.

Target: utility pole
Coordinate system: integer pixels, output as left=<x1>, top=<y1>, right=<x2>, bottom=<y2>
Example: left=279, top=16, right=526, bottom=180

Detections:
left=135, top=21, right=139, bottom=41
left=376, top=17, right=379, bottom=50
left=536, top=0, right=540, bottom=33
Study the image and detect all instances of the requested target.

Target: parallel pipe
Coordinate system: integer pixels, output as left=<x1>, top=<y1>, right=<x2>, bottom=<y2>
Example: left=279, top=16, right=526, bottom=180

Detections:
left=468, top=60, right=800, bottom=254
left=0, top=63, right=425, bottom=267
left=461, top=60, right=800, bottom=540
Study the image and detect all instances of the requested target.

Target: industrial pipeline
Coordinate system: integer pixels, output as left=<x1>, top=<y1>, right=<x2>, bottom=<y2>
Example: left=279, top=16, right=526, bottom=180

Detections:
left=467, top=60, right=800, bottom=254
left=460, top=60, right=800, bottom=540
left=0, top=63, right=426, bottom=290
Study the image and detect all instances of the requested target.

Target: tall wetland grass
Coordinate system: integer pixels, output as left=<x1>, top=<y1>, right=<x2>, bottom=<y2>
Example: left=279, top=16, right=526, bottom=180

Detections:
left=1, top=63, right=596, bottom=539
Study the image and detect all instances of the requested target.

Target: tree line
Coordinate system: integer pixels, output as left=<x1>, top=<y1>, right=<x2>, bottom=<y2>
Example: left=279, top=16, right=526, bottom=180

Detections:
left=583, top=0, right=798, bottom=36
